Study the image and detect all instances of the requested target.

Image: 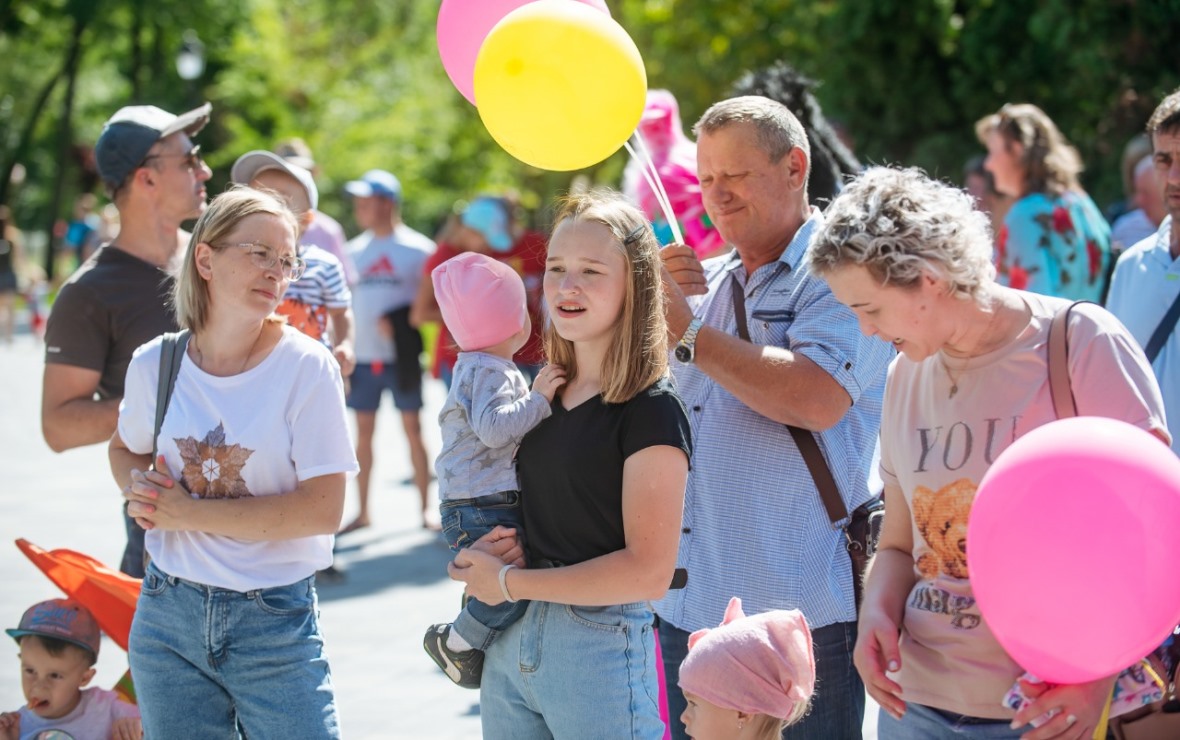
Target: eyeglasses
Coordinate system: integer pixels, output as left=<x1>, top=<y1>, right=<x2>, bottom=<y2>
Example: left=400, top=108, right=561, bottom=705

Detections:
left=142, top=144, right=204, bottom=171
left=213, top=242, right=306, bottom=281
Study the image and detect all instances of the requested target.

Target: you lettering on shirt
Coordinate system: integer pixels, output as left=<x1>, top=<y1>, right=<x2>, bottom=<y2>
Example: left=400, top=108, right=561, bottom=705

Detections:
left=915, top=415, right=1023, bottom=473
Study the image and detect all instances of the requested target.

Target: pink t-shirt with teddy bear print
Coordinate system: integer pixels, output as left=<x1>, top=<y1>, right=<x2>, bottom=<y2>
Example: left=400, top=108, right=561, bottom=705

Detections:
left=879, top=291, right=1168, bottom=719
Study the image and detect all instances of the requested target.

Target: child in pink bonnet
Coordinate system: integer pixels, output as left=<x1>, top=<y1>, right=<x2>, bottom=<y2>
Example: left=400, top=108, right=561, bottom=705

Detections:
left=678, top=597, right=816, bottom=740
left=423, top=251, right=565, bottom=688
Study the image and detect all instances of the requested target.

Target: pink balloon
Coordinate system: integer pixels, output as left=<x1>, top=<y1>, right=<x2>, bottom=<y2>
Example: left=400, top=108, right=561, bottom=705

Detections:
left=968, top=417, right=1180, bottom=684
left=437, top=0, right=611, bottom=105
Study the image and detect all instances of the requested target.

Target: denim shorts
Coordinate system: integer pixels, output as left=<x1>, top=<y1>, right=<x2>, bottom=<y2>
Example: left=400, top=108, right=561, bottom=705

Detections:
left=346, top=361, right=422, bottom=412
left=481, top=599, right=663, bottom=739
left=441, top=491, right=528, bottom=649
left=129, top=562, right=340, bottom=739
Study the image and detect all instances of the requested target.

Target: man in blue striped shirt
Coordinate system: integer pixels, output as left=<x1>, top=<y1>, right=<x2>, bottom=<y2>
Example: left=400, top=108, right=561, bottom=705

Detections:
left=656, top=96, right=895, bottom=740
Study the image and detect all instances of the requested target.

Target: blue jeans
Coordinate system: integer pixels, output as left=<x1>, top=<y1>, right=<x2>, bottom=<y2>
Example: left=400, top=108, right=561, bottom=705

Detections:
left=129, top=563, right=340, bottom=739
left=659, top=617, right=864, bottom=740
left=441, top=491, right=529, bottom=649
left=481, top=600, right=664, bottom=739
left=878, top=703, right=1022, bottom=739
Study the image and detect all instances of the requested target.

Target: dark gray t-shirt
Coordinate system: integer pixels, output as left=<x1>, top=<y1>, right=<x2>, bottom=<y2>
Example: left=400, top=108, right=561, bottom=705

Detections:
left=44, top=246, right=178, bottom=399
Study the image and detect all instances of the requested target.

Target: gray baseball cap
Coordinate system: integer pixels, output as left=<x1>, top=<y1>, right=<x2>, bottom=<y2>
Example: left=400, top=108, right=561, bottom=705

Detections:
left=231, top=150, right=319, bottom=211
left=95, top=102, right=212, bottom=187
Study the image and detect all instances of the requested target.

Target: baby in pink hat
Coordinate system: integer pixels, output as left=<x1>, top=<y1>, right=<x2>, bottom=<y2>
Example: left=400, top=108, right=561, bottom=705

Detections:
left=423, top=251, right=565, bottom=689
left=678, top=597, right=816, bottom=740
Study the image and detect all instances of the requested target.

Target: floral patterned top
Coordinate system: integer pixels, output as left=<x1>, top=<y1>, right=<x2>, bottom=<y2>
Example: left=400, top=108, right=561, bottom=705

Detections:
left=995, top=190, right=1111, bottom=302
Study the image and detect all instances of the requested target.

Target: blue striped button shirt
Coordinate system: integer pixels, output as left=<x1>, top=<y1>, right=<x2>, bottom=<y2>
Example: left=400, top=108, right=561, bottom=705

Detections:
left=654, top=213, right=895, bottom=631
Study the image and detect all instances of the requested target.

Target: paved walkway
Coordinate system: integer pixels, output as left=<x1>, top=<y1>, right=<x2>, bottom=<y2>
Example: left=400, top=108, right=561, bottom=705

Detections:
left=0, top=332, right=878, bottom=738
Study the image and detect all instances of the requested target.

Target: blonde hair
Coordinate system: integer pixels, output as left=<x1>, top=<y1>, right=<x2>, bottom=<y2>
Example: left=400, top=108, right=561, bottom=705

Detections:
left=974, top=103, right=1082, bottom=197
left=748, top=712, right=790, bottom=739
left=173, top=186, right=298, bottom=332
left=544, top=189, right=667, bottom=404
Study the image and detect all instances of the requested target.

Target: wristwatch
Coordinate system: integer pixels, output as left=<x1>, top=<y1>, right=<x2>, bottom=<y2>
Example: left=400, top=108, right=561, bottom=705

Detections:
left=674, top=318, right=704, bottom=364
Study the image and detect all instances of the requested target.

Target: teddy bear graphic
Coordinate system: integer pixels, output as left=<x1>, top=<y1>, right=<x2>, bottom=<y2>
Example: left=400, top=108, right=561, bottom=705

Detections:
left=911, top=478, right=977, bottom=581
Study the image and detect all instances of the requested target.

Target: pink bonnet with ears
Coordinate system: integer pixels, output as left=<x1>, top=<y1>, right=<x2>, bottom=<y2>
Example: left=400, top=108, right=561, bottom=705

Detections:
left=678, top=597, right=816, bottom=721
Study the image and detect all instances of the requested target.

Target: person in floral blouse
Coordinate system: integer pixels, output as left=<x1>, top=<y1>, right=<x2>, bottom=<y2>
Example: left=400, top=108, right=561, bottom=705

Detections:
left=976, top=104, right=1111, bottom=302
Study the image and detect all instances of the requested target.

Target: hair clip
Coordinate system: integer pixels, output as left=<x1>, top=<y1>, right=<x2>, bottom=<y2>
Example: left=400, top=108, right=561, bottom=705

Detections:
left=623, top=223, right=646, bottom=246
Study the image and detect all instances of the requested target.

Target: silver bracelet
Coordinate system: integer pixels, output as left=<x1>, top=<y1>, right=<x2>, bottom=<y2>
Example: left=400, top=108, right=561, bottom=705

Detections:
left=498, top=563, right=518, bottom=603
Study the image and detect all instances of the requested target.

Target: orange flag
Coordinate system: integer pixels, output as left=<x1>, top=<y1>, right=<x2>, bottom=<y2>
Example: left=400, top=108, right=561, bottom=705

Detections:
left=15, top=539, right=140, bottom=652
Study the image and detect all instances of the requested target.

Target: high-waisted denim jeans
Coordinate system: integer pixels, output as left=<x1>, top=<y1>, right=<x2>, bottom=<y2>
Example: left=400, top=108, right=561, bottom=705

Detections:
left=481, top=599, right=664, bottom=739
left=129, top=562, right=340, bottom=739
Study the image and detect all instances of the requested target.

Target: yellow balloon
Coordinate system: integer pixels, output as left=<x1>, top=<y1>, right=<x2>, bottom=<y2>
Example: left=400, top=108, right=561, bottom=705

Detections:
left=473, top=0, right=647, bottom=171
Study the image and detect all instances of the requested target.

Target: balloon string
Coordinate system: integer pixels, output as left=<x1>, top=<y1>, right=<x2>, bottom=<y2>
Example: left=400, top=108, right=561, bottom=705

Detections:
left=625, top=137, right=683, bottom=246
left=623, top=140, right=669, bottom=236
left=630, top=133, right=682, bottom=245
left=631, top=130, right=673, bottom=216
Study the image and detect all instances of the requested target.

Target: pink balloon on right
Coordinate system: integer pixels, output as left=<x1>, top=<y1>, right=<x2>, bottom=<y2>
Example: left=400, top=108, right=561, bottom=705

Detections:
left=967, top=417, right=1180, bottom=685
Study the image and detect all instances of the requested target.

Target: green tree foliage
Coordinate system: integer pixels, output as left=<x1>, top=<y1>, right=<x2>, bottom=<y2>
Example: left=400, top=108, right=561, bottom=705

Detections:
left=0, top=0, right=244, bottom=272
left=816, top=0, right=1180, bottom=203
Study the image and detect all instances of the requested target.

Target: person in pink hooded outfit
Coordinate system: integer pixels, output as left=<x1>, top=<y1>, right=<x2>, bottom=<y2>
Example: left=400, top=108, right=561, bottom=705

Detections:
left=679, top=597, right=816, bottom=740
left=623, top=89, right=726, bottom=259
left=423, top=251, right=566, bottom=689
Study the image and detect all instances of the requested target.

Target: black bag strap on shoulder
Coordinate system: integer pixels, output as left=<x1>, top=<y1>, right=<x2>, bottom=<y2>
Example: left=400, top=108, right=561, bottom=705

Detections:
left=1143, top=289, right=1180, bottom=364
left=729, top=275, right=848, bottom=527
left=152, top=330, right=191, bottom=465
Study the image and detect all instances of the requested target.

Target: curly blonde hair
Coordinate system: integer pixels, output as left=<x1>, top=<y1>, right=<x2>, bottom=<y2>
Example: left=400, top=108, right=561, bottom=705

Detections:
left=808, top=166, right=995, bottom=301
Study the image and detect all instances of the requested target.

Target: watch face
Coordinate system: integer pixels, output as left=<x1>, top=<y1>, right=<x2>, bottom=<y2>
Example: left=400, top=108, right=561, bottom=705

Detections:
left=674, top=344, right=692, bottom=363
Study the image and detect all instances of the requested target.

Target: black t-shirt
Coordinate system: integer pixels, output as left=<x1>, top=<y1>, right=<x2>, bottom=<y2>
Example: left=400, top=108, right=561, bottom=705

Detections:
left=518, top=376, right=692, bottom=566
left=44, top=246, right=178, bottom=399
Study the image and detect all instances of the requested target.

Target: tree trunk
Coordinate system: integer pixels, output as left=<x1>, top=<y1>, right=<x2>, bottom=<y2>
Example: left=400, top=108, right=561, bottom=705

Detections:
left=41, top=13, right=88, bottom=282
left=0, top=67, right=63, bottom=209
left=129, top=0, right=144, bottom=99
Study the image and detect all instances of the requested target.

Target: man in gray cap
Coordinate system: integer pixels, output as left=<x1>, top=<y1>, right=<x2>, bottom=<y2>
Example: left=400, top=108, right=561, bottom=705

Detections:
left=41, top=102, right=212, bottom=577
left=341, top=169, right=437, bottom=533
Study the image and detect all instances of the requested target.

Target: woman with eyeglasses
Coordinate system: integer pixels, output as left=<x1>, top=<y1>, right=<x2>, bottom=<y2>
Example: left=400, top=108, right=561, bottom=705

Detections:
left=109, top=187, right=357, bottom=738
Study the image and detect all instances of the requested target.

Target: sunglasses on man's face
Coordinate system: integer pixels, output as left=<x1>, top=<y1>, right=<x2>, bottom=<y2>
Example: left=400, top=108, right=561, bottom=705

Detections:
left=142, top=144, right=204, bottom=171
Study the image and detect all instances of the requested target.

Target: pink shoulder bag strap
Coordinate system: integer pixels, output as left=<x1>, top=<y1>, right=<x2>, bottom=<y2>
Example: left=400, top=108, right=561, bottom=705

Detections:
left=1047, top=303, right=1079, bottom=419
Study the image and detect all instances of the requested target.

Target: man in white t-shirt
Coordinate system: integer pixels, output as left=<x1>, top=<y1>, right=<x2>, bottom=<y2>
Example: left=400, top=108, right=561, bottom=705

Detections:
left=342, top=170, right=437, bottom=532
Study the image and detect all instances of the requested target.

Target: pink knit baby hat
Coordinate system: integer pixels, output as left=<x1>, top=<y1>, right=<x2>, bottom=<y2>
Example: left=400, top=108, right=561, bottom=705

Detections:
left=678, top=597, right=816, bottom=721
left=432, top=251, right=527, bottom=352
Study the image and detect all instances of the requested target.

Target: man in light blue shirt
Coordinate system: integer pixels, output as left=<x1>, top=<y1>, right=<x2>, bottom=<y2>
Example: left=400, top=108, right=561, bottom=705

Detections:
left=1107, top=88, right=1180, bottom=455
left=657, top=96, right=895, bottom=740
